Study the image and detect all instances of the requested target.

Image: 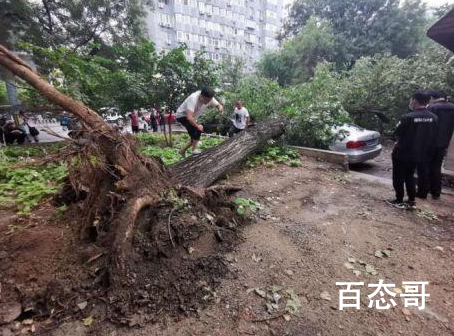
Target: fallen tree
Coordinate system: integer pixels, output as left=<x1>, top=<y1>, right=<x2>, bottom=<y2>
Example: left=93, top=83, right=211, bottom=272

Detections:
left=0, top=44, right=285, bottom=322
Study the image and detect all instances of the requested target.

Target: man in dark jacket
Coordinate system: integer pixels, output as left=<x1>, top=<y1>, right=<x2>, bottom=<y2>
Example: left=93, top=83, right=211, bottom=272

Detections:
left=416, top=91, right=454, bottom=199
left=387, top=90, right=438, bottom=209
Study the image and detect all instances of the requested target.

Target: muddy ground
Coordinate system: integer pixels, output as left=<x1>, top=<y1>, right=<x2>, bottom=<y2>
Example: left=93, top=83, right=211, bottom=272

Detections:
left=2, top=156, right=454, bottom=336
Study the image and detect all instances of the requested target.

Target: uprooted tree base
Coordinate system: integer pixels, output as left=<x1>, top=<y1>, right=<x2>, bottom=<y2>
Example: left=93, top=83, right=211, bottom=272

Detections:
left=0, top=44, right=284, bottom=330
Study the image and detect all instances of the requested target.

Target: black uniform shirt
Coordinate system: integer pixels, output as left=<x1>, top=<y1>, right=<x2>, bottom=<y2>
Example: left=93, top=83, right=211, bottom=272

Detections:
left=428, top=102, right=454, bottom=149
left=393, top=109, right=438, bottom=163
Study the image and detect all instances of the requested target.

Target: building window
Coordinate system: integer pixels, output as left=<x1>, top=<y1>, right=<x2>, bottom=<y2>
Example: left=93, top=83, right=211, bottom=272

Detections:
left=198, top=1, right=205, bottom=13
left=206, top=4, right=213, bottom=15
left=177, top=31, right=184, bottom=42
left=159, top=14, right=173, bottom=27
left=220, top=8, right=226, bottom=17
left=266, top=10, right=277, bottom=19
left=213, top=6, right=219, bottom=15
left=165, top=32, right=172, bottom=44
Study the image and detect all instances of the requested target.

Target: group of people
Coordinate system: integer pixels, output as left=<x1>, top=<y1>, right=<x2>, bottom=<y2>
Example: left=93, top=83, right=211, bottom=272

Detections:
left=0, top=112, right=40, bottom=145
left=388, top=90, right=454, bottom=209
left=129, top=106, right=170, bottom=134
left=175, top=87, right=250, bottom=157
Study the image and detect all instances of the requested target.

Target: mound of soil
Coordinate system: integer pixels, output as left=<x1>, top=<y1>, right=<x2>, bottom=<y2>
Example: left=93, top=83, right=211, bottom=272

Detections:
left=0, top=189, right=245, bottom=334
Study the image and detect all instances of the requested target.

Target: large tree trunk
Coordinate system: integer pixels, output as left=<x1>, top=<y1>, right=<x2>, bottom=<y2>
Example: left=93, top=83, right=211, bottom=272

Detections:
left=0, top=44, right=286, bottom=319
left=172, top=119, right=285, bottom=187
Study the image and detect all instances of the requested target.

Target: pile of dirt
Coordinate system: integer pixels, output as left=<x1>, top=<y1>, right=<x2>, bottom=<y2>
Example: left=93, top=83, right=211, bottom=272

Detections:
left=0, top=188, right=245, bottom=334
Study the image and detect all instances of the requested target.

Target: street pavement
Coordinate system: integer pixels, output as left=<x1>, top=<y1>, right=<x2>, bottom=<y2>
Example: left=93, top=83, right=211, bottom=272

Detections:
left=29, top=122, right=69, bottom=143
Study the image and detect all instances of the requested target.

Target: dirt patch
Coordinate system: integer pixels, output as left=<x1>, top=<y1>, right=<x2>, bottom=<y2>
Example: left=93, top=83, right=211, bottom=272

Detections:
left=2, top=156, right=454, bottom=336
left=0, top=187, right=245, bottom=335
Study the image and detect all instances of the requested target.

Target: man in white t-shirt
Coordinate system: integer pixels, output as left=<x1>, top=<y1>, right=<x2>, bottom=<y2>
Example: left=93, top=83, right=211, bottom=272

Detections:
left=176, top=87, right=223, bottom=156
left=228, top=100, right=250, bottom=137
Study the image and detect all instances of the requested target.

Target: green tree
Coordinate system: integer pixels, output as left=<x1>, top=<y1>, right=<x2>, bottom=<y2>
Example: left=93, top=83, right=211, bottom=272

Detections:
left=283, top=0, right=428, bottom=61
left=341, top=45, right=454, bottom=133
left=218, top=57, right=245, bottom=92
left=0, top=0, right=152, bottom=50
left=259, top=17, right=340, bottom=85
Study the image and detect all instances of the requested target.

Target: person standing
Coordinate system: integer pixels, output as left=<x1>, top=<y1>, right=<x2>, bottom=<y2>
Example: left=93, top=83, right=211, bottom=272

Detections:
left=150, top=105, right=159, bottom=132
left=228, top=100, right=250, bottom=137
left=387, top=90, right=438, bottom=209
left=416, top=91, right=454, bottom=200
left=60, top=113, right=69, bottom=131
left=159, top=108, right=166, bottom=132
left=176, top=87, right=223, bottom=157
left=129, top=110, right=140, bottom=134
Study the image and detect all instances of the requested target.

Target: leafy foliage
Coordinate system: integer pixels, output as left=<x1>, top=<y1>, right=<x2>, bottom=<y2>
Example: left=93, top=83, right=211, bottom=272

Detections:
left=19, top=42, right=219, bottom=113
left=0, top=0, right=152, bottom=49
left=341, top=46, right=454, bottom=134
left=259, top=18, right=340, bottom=85
left=282, top=0, right=428, bottom=62
left=138, top=133, right=224, bottom=165
left=246, top=145, right=301, bottom=169
left=234, top=197, right=262, bottom=216
left=0, top=145, right=67, bottom=215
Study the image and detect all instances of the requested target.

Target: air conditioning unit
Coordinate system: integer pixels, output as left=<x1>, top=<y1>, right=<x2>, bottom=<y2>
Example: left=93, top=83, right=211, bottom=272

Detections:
left=167, top=41, right=172, bottom=45
left=158, top=3, right=164, bottom=8
left=199, top=9, right=205, bottom=14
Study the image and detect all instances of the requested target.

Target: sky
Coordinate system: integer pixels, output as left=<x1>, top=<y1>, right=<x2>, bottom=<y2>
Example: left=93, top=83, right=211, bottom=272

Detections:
left=425, top=0, right=454, bottom=5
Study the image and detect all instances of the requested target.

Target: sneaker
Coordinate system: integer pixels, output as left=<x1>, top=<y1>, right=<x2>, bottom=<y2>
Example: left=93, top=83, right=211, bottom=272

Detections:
left=192, top=149, right=201, bottom=155
left=404, top=200, right=416, bottom=210
left=385, top=199, right=406, bottom=209
left=432, top=195, right=440, bottom=200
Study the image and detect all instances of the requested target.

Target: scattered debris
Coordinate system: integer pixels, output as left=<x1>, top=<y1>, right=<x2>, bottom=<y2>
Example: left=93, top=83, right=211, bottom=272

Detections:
left=251, top=253, right=262, bottom=262
left=77, top=302, right=88, bottom=311
left=320, top=291, right=332, bottom=301
left=365, top=264, right=378, bottom=275
left=284, top=269, right=294, bottom=276
left=375, top=250, right=391, bottom=258
left=416, top=208, right=438, bottom=221
left=248, top=286, right=302, bottom=316
left=0, top=302, right=22, bottom=324
left=344, top=262, right=355, bottom=270
left=434, top=246, right=444, bottom=252
left=353, top=270, right=361, bottom=277
left=82, top=316, right=94, bottom=327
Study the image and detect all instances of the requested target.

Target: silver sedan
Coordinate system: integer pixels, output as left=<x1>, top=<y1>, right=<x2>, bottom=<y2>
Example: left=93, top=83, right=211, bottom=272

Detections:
left=329, top=124, right=382, bottom=164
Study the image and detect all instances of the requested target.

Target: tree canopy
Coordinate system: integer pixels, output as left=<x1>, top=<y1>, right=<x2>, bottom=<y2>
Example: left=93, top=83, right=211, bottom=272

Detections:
left=282, top=0, right=428, bottom=62
left=0, top=0, right=152, bottom=49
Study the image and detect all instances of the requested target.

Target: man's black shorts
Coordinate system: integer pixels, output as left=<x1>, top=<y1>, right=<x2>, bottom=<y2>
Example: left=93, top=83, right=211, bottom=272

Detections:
left=177, top=117, right=201, bottom=141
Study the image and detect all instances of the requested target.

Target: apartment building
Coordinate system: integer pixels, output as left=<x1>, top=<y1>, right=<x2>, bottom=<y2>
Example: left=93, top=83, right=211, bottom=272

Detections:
left=145, top=0, right=284, bottom=70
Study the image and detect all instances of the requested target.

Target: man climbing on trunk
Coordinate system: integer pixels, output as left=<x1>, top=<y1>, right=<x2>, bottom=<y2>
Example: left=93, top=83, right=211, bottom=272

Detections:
left=417, top=90, right=454, bottom=200
left=176, top=87, right=223, bottom=157
left=387, top=90, right=438, bottom=209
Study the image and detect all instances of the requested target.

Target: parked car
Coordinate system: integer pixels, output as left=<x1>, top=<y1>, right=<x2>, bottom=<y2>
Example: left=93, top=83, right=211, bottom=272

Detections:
left=329, top=124, right=382, bottom=164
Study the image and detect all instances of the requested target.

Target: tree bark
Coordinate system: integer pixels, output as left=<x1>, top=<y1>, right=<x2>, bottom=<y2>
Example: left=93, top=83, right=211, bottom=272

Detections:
left=171, top=119, right=285, bottom=187
left=0, top=44, right=286, bottom=296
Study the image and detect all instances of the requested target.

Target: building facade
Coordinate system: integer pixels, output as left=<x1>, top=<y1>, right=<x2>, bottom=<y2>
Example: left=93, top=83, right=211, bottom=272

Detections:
left=145, top=0, right=283, bottom=71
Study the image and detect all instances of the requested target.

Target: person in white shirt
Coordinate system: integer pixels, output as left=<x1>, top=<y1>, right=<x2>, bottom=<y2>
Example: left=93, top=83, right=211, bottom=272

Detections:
left=228, top=100, right=250, bottom=137
left=176, top=87, right=223, bottom=156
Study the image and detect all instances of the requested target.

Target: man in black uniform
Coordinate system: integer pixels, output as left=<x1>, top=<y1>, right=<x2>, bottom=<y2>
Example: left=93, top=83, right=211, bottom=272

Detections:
left=417, top=91, right=454, bottom=200
left=387, top=91, right=438, bottom=209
